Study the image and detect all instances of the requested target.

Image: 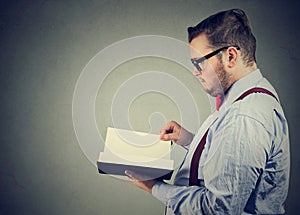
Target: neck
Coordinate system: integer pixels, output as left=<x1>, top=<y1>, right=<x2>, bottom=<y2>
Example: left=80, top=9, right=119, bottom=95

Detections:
left=240, top=63, right=257, bottom=78
left=231, top=62, right=257, bottom=84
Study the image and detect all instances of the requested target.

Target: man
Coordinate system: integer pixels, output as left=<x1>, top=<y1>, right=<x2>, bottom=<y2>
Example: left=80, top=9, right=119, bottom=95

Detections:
left=125, top=8, right=290, bottom=214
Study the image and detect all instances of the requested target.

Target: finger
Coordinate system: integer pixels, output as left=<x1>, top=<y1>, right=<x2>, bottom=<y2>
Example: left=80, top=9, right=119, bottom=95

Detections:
left=160, top=122, right=175, bottom=133
left=126, top=175, right=135, bottom=182
left=125, top=170, right=143, bottom=181
left=160, top=132, right=179, bottom=142
left=160, top=128, right=176, bottom=139
left=159, top=129, right=166, bottom=137
left=160, top=127, right=172, bottom=136
left=125, top=170, right=134, bottom=178
left=160, top=133, right=170, bottom=141
left=125, top=170, right=152, bottom=181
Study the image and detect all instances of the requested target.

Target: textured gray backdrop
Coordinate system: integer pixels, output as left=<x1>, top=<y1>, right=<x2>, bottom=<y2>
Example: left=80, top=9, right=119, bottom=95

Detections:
left=1, top=0, right=299, bottom=214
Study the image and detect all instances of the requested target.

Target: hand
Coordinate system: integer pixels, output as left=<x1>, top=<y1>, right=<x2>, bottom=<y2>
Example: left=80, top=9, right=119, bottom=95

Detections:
left=125, top=170, right=157, bottom=194
left=160, top=121, right=194, bottom=146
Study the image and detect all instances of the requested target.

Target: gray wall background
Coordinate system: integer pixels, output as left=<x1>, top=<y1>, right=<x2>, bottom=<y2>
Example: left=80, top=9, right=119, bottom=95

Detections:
left=1, top=0, right=299, bottom=214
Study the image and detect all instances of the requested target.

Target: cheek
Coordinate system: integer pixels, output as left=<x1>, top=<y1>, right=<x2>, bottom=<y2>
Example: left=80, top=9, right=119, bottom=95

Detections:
left=202, top=64, right=220, bottom=83
left=202, top=69, right=224, bottom=95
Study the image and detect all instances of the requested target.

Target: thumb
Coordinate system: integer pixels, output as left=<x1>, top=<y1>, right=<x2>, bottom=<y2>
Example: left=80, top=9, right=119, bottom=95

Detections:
left=160, top=132, right=179, bottom=142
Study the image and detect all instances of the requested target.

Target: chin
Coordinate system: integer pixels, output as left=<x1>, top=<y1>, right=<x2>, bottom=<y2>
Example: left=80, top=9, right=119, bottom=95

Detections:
left=206, top=88, right=223, bottom=97
left=205, top=89, right=216, bottom=97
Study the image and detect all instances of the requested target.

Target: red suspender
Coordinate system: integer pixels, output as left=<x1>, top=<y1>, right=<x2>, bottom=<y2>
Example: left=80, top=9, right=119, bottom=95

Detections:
left=189, top=129, right=209, bottom=186
left=189, top=87, right=278, bottom=186
left=234, top=87, right=278, bottom=103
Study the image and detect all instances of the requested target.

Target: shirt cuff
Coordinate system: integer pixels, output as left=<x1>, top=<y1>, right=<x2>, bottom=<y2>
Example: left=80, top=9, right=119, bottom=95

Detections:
left=152, top=181, right=174, bottom=204
left=182, top=144, right=190, bottom=150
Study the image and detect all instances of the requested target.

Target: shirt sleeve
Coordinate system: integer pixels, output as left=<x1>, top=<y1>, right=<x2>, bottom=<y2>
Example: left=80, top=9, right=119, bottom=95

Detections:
left=152, top=114, right=272, bottom=214
left=177, top=131, right=195, bottom=150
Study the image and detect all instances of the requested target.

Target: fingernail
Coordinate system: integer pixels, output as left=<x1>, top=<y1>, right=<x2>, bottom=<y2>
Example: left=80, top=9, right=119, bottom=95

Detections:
left=125, top=170, right=130, bottom=176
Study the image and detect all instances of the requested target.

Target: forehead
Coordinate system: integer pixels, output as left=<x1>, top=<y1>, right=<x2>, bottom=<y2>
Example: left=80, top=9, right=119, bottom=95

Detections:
left=189, top=34, right=212, bottom=58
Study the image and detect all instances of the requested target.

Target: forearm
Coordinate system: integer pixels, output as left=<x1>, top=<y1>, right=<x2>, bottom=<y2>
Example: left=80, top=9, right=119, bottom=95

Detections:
left=152, top=181, right=214, bottom=214
left=152, top=181, right=251, bottom=215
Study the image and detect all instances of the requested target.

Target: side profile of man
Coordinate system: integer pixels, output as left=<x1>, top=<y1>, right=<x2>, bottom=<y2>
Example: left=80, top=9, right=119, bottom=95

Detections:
left=126, top=8, right=290, bottom=214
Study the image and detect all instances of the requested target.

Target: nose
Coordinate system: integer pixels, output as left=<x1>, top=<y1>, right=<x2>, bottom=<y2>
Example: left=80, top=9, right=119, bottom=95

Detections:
left=192, top=69, right=201, bottom=76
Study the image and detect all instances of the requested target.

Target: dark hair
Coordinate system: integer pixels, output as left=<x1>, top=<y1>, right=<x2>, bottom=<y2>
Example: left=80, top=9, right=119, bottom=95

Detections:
left=188, top=8, right=256, bottom=66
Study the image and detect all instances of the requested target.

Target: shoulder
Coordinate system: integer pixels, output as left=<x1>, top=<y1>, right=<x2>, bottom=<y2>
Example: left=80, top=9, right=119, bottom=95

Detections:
left=234, top=90, right=277, bottom=117
left=224, top=87, right=285, bottom=135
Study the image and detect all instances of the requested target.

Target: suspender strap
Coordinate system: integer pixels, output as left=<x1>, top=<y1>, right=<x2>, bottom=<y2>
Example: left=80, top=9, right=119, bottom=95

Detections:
left=234, top=87, right=278, bottom=103
left=189, top=87, right=278, bottom=186
left=189, top=129, right=209, bottom=186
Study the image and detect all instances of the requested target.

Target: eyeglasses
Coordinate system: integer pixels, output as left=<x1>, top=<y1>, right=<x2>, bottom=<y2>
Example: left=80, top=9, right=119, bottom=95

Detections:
left=191, top=46, right=240, bottom=72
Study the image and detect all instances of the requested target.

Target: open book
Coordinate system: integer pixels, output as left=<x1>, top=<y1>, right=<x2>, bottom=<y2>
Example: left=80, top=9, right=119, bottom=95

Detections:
left=97, top=127, right=174, bottom=180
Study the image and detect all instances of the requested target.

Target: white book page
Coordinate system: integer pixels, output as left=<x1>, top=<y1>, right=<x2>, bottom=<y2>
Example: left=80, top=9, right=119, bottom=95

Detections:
left=102, top=127, right=172, bottom=164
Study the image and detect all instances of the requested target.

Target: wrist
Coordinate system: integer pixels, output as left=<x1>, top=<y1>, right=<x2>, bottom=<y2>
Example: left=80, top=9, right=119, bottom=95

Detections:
left=147, top=180, right=158, bottom=194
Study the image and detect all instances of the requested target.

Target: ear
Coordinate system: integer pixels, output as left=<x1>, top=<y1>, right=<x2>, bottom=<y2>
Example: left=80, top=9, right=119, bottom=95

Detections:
left=225, top=47, right=238, bottom=68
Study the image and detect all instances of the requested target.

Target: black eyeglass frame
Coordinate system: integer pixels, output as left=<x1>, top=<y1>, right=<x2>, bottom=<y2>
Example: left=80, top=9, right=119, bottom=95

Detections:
left=191, top=45, right=240, bottom=72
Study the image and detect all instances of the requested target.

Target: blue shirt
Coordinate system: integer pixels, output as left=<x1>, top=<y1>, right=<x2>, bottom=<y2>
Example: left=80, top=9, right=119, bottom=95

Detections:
left=152, top=69, right=290, bottom=214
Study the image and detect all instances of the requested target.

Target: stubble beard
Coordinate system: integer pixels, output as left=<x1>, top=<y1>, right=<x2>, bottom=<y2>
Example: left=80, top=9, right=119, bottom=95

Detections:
left=207, top=60, right=232, bottom=97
